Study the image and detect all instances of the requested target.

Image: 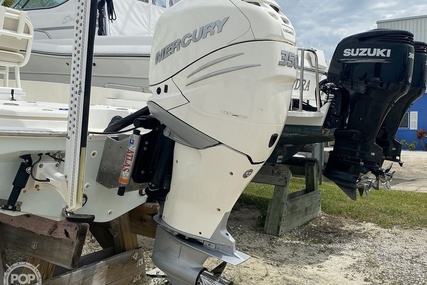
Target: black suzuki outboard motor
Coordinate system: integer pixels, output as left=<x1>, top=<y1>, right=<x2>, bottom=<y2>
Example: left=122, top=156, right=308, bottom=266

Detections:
left=323, top=29, right=414, bottom=199
left=376, top=41, right=427, bottom=163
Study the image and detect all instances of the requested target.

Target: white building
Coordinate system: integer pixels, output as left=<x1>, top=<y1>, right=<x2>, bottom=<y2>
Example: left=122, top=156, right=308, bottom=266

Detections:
left=377, top=15, right=427, bottom=42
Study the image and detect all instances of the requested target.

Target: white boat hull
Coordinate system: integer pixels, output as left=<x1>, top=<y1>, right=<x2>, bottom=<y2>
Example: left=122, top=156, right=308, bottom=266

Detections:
left=19, top=36, right=152, bottom=93
left=0, top=81, right=151, bottom=222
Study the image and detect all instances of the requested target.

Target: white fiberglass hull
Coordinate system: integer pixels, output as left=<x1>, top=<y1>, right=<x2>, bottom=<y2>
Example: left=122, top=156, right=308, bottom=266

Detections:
left=0, top=81, right=150, bottom=222
left=19, top=36, right=152, bottom=93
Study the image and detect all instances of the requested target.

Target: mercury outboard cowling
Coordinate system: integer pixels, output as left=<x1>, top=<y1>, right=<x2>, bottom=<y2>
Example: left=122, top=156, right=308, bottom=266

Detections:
left=324, top=29, right=414, bottom=199
left=376, top=41, right=427, bottom=163
left=146, top=1, right=298, bottom=284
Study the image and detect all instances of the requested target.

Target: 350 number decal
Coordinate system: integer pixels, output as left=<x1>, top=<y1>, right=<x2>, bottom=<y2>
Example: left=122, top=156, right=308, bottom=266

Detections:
left=279, top=50, right=298, bottom=69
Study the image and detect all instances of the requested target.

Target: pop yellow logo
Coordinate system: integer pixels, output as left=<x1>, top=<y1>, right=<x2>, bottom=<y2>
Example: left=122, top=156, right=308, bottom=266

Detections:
left=3, top=262, right=42, bottom=285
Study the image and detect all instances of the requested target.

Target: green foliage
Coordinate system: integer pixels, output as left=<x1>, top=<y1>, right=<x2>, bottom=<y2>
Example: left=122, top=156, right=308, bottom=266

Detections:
left=2, top=0, right=14, bottom=7
left=400, top=139, right=417, bottom=151
left=320, top=181, right=427, bottom=228
left=239, top=183, right=273, bottom=210
left=239, top=177, right=308, bottom=219
left=241, top=178, right=427, bottom=229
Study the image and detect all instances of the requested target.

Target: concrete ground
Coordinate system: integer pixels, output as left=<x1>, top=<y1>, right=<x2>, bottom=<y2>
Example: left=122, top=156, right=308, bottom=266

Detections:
left=321, top=148, right=427, bottom=193
left=389, top=150, right=427, bottom=193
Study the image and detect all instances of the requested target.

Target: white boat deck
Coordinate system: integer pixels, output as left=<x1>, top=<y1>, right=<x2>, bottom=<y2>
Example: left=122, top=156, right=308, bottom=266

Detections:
left=0, top=99, right=142, bottom=135
left=0, top=80, right=151, bottom=136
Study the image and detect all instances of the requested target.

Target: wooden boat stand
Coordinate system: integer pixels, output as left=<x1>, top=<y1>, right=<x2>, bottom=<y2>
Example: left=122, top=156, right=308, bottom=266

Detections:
left=252, top=157, right=322, bottom=236
left=0, top=203, right=159, bottom=284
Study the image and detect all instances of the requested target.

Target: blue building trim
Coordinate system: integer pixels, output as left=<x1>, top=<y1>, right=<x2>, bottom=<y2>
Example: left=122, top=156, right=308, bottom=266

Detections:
left=396, top=93, right=427, bottom=150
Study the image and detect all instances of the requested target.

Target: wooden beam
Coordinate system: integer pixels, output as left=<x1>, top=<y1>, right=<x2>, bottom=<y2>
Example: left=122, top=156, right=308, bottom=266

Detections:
left=256, top=165, right=292, bottom=236
left=52, top=247, right=116, bottom=277
left=252, top=164, right=291, bottom=186
left=305, top=161, right=319, bottom=192
left=25, top=256, right=56, bottom=281
left=89, top=222, right=115, bottom=249
left=110, top=213, right=138, bottom=253
left=0, top=214, right=88, bottom=241
left=129, top=203, right=159, bottom=238
left=280, top=190, right=321, bottom=234
left=1, top=220, right=88, bottom=269
left=287, top=157, right=318, bottom=176
left=253, top=160, right=321, bottom=236
left=44, top=247, right=146, bottom=285
left=0, top=211, right=147, bottom=284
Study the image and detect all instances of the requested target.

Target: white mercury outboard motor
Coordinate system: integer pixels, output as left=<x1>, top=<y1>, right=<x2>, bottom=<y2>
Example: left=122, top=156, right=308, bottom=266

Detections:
left=147, top=0, right=297, bottom=284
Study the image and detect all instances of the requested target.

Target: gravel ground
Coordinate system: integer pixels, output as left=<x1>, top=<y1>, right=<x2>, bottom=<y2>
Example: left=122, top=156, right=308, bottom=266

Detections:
left=225, top=206, right=426, bottom=285
left=137, top=204, right=427, bottom=285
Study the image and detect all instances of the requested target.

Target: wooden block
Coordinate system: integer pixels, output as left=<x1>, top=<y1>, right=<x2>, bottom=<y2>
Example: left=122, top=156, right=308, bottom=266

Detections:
left=279, top=190, right=321, bottom=234
left=0, top=214, right=87, bottom=241
left=254, top=160, right=321, bottom=236
left=110, top=213, right=138, bottom=253
left=1, top=221, right=88, bottom=269
left=77, top=247, right=115, bottom=267
left=284, top=190, right=321, bottom=216
left=89, top=222, right=115, bottom=249
left=52, top=247, right=116, bottom=277
left=264, top=186, right=287, bottom=236
left=26, top=256, right=56, bottom=281
left=129, top=203, right=159, bottom=238
left=263, top=167, right=292, bottom=236
left=253, top=164, right=290, bottom=186
left=305, top=161, right=319, bottom=192
left=287, top=157, right=318, bottom=176
left=44, top=247, right=146, bottom=285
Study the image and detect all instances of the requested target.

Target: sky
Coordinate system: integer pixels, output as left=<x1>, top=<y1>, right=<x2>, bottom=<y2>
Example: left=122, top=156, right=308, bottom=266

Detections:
left=276, top=0, right=427, bottom=59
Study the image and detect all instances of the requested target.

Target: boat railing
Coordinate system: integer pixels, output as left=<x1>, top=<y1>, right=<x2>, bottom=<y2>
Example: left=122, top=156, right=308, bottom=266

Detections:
left=293, top=48, right=327, bottom=112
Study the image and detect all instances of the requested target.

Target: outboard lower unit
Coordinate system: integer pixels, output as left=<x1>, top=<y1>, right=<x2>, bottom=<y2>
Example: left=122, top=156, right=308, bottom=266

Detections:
left=376, top=41, right=427, bottom=163
left=323, top=29, right=414, bottom=199
left=146, top=0, right=297, bottom=284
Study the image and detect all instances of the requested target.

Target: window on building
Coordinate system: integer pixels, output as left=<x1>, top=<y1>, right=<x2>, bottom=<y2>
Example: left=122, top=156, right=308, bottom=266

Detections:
left=410, top=111, right=418, bottom=130
left=400, top=112, right=409, bottom=128
left=399, top=111, right=419, bottom=129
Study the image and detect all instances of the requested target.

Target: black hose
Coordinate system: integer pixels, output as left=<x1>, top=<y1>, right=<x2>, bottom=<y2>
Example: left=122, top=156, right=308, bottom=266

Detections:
left=97, top=0, right=106, bottom=35
left=103, top=106, right=150, bottom=133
